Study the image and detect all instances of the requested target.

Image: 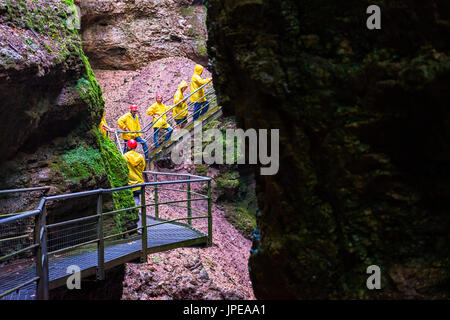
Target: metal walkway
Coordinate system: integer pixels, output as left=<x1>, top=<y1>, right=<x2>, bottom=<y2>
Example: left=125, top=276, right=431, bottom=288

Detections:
left=0, top=171, right=212, bottom=300
left=1, top=216, right=205, bottom=300
left=1, top=77, right=219, bottom=301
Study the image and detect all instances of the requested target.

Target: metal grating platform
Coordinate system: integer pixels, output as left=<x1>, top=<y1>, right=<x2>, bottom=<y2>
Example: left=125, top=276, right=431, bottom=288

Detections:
left=0, top=216, right=206, bottom=300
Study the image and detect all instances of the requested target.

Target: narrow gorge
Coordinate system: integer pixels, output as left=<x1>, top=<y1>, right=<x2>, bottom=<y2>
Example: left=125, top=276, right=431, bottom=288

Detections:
left=1, top=0, right=256, bottom=300
left=1, top=0, right=449, bottom=302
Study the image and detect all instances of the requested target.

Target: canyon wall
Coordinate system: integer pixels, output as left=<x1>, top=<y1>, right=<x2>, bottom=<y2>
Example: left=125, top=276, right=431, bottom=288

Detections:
left=76, top=0, right=208, bottom=70
left=0, top=0, right=134, bottom=227
left=207, top=0, right=450, bottom=299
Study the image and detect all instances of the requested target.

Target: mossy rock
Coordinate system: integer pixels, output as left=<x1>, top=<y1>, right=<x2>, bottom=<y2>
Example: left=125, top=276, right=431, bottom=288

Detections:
left=96, top=130, right=137, bottom=233
left=207, top=0, right=450, bottom=299
left=194, top=164, right=210, bottom=176
left=214, top=170, right=239, bottom=201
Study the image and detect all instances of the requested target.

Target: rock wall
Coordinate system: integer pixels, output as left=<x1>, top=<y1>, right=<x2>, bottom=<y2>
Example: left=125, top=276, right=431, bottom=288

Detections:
left=0, top=0, right=134, bottom=225
left=76, top=0, right=208, bottom=70
left=207, top=0, right=450, bottom=299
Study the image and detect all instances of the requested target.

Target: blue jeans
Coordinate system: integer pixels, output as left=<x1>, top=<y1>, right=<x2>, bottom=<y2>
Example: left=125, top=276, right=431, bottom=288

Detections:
left=175, top=117, right=187, bottom=125
left=123, top=136, right=149, bottom=159
left=153, top=126, right=173, bottom=148
left=193, top=101, right=210, bottom=121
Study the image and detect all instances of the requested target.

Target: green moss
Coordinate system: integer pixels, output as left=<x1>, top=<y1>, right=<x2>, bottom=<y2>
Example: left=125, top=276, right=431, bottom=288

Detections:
left=212, top=165, right=258, bottom=238
left=188, top=27, right=195, bottom=37
left=224, top=202, right=257, bottom=239
left=214, top=170, right=239, bottom=200
left=180, top=6, right=194, bottom=17
left=200, top=117, right=241, bottom=164
left=56, top=145, right=105, bottom=181
left=194, top=164, right=210, bottom=176
left=1, top=0, right=85, bottom=73
left=61, top=0, right=75, bottom=6
left=76, top=55, right=105, bottom=125
left=95, top=129, right=137, bottom=233
left=3, top=1, right=56, bottom=35
left=196, top=42, right=207, bottom=56
left=223, top=176, right=257, bottom=239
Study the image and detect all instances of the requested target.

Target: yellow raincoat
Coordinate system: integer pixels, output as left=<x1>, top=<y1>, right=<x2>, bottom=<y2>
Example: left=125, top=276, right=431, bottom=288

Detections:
left=123, top=150, right=145, bottom=192
left=98, top=112, right=109, bottom=137
left=146, top=102, right=170, bottom=128
left=190, top=64, right=211, bottom=103
left=117, top=112, right=142, bottom=140
left=173, top=81, right=188, bottom=119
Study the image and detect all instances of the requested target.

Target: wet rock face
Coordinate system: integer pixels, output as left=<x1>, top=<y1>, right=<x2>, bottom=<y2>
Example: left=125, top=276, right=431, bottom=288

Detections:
left=0, top=0, right=133, bottom=219
left=207, top=0, right=450, bottom=299
left=0, top=0, right=92, bottom=165
left=0, top=0, right=133, bottom=297
left=76, top=0, right=209, bottom=70
left=0, top=0, right=99, bottom=198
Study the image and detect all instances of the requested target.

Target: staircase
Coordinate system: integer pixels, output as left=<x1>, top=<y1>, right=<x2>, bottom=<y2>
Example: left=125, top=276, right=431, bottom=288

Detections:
left=113, top=82, right=221, bottom=163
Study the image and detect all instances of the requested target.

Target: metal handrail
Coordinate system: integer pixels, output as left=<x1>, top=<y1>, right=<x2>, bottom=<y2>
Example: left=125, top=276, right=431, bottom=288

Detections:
left=0, top=209, right=40, bottom=225
left=144, top=170, right=212, bottom=181
left=0, top=277, right=40, bottom=299
left=0, top=170, right=213, bottom=300
left=0, top=244, right=39, bottom=262
left=114, top=81, right=218, bottom=155
left=42, top=178, right=211, bottom=203
left=45, top=214, right=100, bottom=229
left=143, top=87, right=216, bottom=143
left=0, top=82, right=217, bottom=301
left=141, top=86, right=211, bottom=135
left=0, top=186, right=50, bottom=195
left=144, top=98, right=220, bottom=158
left=116, top=81, right=212, bottom=136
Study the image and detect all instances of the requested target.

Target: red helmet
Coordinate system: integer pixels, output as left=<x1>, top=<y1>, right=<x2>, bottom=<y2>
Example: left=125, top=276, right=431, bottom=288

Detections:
left=127, top=139, right=138, bottom=149
left=130, top=105, right=138, bottom=111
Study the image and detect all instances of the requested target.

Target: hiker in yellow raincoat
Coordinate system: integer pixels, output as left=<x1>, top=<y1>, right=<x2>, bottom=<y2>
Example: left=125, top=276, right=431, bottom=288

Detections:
left=123, top=139, right=146, bottom=233
left=146, top=93, right=173, bottom=148
left=190, top=64, right=211, bottom=121
left=98, top=111, right=114, bottom=137
left=172, top=80, right=189, bottom=129
left=117, top=105, right=149, bottom=160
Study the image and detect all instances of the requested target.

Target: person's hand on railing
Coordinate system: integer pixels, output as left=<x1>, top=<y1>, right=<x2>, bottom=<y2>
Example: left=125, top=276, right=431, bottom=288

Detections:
left=104, top=125, right=115, bottom=133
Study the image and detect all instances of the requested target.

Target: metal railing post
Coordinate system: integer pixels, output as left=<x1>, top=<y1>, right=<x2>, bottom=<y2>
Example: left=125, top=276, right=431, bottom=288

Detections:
left=207, top=180, right=212, bottom=247
left=153, top=173, right=159, bottom=219
left=97, top=192, right=105, bottom=280
left=140, top=186, right=148, bottom=263
left=36, top=203, right=49, bottom=300
left=34, top=212, right=42, bottom=299
left=187, top=176, right=192, bottom=226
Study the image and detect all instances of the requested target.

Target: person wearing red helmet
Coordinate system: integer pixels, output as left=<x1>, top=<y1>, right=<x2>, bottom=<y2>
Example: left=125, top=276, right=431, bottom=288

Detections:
left=126, top=139, right=138, bottom=149
left=123, top=139, right=146, bottom=233
left=118, top=105, right=149, bottom=160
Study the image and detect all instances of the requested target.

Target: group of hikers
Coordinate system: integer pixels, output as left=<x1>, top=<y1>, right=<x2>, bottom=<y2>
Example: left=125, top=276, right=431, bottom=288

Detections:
left=98, top=64, right=212, bottom=228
